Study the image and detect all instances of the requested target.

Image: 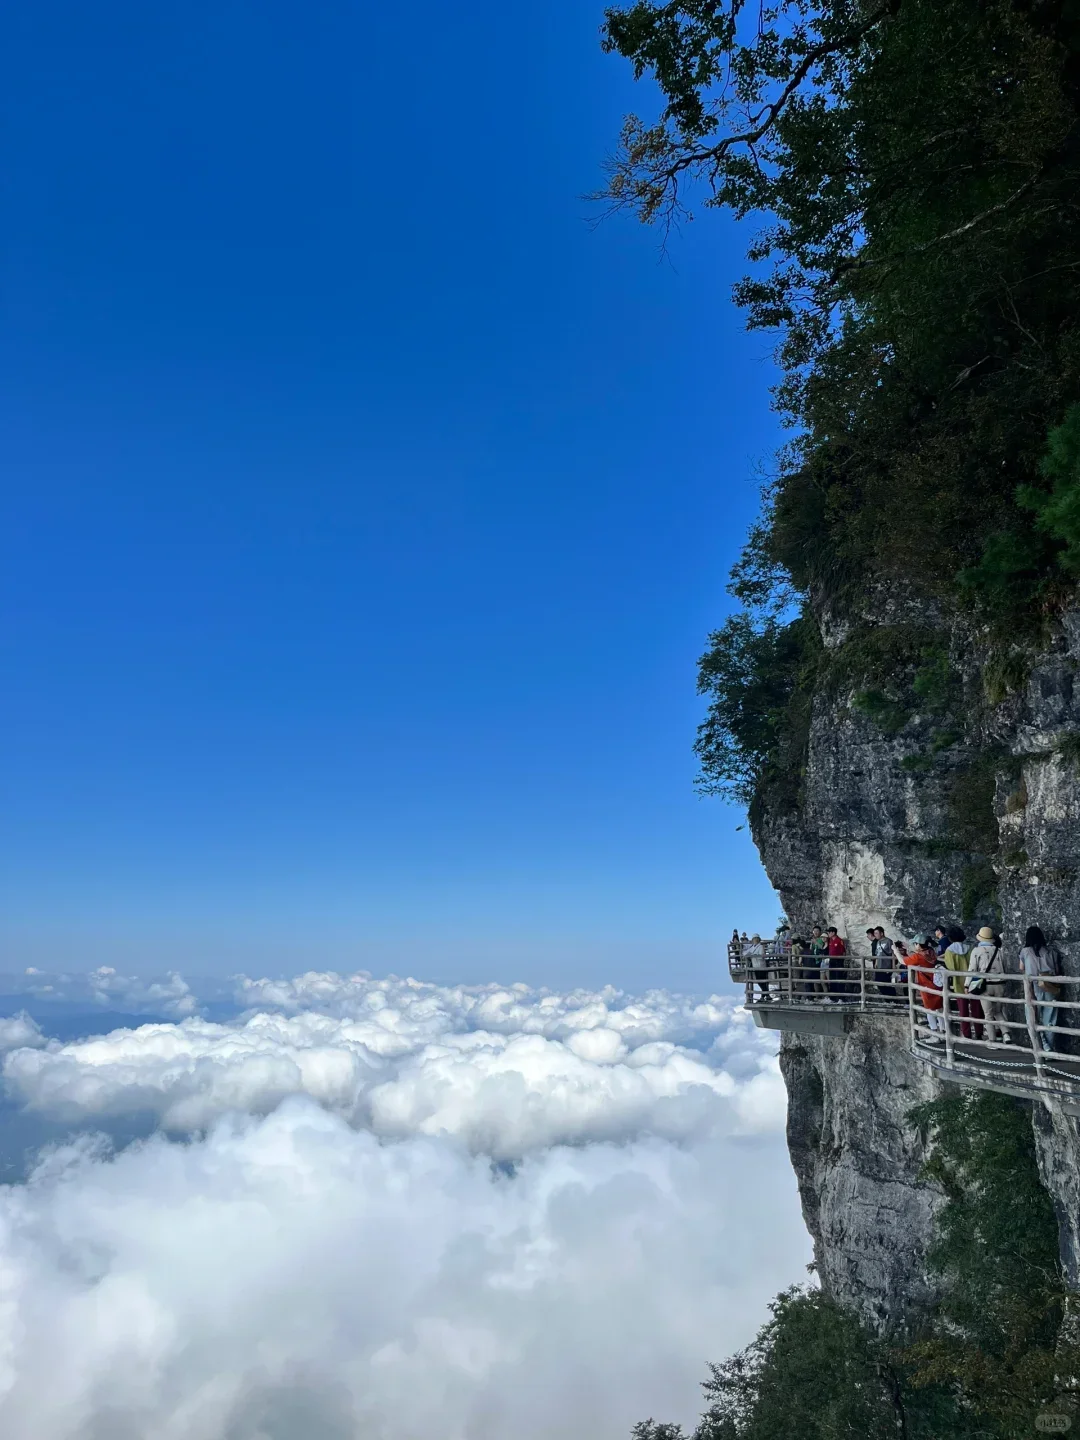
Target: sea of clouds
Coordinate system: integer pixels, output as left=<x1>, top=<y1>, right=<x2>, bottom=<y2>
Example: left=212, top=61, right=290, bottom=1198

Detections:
left=0, top=970, right=809, bottom=1440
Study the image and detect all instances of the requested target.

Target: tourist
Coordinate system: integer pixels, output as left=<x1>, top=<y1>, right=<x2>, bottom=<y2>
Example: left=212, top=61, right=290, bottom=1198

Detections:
left=1020, top=925, right=1059, bottom=1052
left=891, top=939, right=910, bottom=996
left=968, top=926, right=1008, bottom=1044
left=872, top=925, right=894, bottom=998
left=826, top=926, right=848, bottom=998
left=943, top=926, right=974, bottom=1036
left=864, top=928, right=881, bottom=998
left=809, top=925, right=829, bottom=997
left=745, top=933, right=769, bottom=1004
left=910, top=935, right=944, bottom=1034
left=789, top=935, right=811, bottom=997
left=771, top=923, right=791, bottom=994
left=934, top=924, right=949, bottom=957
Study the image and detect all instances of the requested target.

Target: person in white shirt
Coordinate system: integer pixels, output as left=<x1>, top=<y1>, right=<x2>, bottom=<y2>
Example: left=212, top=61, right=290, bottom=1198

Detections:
left=1019, top=924, right=1059, bottom=1052
left=966, top=926, right=1008, bottom=1043
left=744, top=934, right=768, bottom=1003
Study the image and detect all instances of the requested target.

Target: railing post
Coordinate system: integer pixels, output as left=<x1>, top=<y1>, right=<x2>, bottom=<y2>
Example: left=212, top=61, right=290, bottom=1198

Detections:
left=785, top=952, right=793, bottom=1005
left=907, top=965, right=917, bottom=1049
left=943, top=983, right=954, bottom=1069
left=1023, top=973, right=1045, bottom=1084
left=859, top=952, right=867, bottom=1011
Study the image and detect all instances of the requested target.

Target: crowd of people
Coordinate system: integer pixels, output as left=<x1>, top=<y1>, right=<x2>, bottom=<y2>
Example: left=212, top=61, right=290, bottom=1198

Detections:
left=732, top=922, right=1069, bottom=1053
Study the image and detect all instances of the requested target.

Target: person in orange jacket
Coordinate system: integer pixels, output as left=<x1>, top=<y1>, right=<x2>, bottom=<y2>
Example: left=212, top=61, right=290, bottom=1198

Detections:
left=910, top=934, right=944, bottom=1036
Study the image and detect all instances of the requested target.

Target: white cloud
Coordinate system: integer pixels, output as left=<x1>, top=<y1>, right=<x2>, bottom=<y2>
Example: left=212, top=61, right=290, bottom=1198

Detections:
left=0, top=1015, right=45, bottom=1055
left=85, top=966, right=198, bottom=1018
left=5, top=967, right=197, bottom=1019
left=0, top=974, right=804, bottom=1438
left=2, top=978, right=784, bottom=1153
left=0, top=1098, right=807, bottom=1440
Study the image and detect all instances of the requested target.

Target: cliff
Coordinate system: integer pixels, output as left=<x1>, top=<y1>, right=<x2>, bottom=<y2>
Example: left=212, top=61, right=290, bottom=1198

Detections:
left=754, top=606, right=1080, bottom=1327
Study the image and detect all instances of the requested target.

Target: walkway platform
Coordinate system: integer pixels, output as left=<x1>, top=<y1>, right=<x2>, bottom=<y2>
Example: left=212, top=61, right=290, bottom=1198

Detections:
left=914, top=1034, right=1080, bottom=1115
left=729, top=938, right=1080, bottom=1111
left=750, top=1002, right=886, bottom=1037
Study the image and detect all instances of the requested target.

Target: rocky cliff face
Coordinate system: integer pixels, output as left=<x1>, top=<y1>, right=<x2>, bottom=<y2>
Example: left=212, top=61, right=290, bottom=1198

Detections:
left=780, top=1017, right=942, bottom=1332
left=753, top=606, right=1080, bottom=1325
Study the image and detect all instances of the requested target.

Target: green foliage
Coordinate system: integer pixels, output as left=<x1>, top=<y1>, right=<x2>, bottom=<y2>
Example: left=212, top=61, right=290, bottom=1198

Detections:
left=850, top=688, right=907, bottom=736
left=597, top=0, right=1080, bottom=808
left=691, top=1288, right=904, bottom=1440
left=1020, top=404, right=1080, bottom=575
left=904, top=1091, right=1070, bottom=1432
left=900, top=753, right=932, bottom=774
left=600, top=0, right=1080, bottom=608
left=911, top=648, right=952, bottom=713
left=945, top=757, right=999, bottom=853
left=983, top=650, right=1031, bottom=707
left=694, top=613, right=820, bottom=805
left=957, top=527, right=1053, bottom=621
left=830, top=627, right=964, bottom=751
left=959, top=858, right=998, bottom=925
left=630, top=1091, right=1075, bottom=1440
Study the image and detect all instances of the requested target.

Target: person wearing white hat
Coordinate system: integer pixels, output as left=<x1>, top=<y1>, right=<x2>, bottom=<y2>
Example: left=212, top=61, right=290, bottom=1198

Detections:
left=967, top=925, right=1009, bottom=1043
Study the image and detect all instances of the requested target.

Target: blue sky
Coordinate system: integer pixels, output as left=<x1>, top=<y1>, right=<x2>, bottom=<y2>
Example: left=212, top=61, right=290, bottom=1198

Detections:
left=1, top=0, right=781, bottom=991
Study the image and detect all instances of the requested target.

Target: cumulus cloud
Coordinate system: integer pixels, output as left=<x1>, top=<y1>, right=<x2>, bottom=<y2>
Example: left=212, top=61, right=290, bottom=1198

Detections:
left=0, top=973, right=804, bottom=1439
left=2, top=977, right=784, bottom=1152
left=5, top=966, right=197, bottom=1019
left=0, top=1014, right=45, bottom=1054
left=0, top=1098, right=807, bottom=1440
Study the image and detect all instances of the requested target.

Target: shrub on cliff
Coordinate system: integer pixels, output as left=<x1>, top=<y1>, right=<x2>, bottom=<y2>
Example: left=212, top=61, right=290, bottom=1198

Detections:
left=630, top=1287, right=906, bottom=1440
left=904, top=1090, right=1070, bottom=1434
left=631, top=1092, right=1075, bottom=1439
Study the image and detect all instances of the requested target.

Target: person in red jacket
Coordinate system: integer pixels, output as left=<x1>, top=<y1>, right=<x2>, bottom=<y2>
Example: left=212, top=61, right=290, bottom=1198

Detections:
left=825, top=927, right=848, bottom=998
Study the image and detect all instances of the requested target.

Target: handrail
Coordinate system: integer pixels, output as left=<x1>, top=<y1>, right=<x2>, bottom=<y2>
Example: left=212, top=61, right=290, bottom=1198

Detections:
left=911, top=956, right=1080, bottom=1102
left=729, top=940, right=1080, bottom=1106
left=727, top=941, right=904, bottom=1013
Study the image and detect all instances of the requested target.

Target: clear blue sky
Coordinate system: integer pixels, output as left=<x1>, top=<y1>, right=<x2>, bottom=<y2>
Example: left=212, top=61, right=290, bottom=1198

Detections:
left=1, top=0, right=781, bottom=991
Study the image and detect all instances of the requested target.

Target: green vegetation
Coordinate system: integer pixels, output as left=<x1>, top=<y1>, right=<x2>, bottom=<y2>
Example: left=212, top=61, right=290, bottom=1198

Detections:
left=630, top=1092, right=1076, bottom=1440
left=905, top=1090, right=1066, bottom=1433
left=694, top=613, right=820, bottom=806
left=1020, top=405, right=1080, bottom=578
left=599, top=0, right=1080, bottom=808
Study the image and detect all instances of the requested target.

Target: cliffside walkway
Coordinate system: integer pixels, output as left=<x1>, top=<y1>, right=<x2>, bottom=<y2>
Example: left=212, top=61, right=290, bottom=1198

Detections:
left=909, top=965, right=1080, bottom=1115
left=727, top=941, right=901, bottom=1037
left=729, top=942, right=1080, bottom=1113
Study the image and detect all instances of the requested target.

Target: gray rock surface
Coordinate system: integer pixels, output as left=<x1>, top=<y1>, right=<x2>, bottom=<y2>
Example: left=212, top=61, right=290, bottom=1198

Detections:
left=780, top=1017, right=942, bottom=1331
left=751, top=606, right=1080, bottom=1327
left=1032, top=1104, right=1080, bottom=1289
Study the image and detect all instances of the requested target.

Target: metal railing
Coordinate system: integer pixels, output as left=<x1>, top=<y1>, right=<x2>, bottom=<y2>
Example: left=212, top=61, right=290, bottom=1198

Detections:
left=908, top=962, right=1080, bottom=1108
left=727, top=941, right=903, bottom=1013
left=728, top=941, right=1080, bottom=1107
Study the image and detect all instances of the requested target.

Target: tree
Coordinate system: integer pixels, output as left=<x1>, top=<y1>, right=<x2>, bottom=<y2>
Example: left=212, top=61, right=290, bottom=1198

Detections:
left=599, top=0, right=1080, bottom=804
left=903, top=1090, right=1073, bottom=1434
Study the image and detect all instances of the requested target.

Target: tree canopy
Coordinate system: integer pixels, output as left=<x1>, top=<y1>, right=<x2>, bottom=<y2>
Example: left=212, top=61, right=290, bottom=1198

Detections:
left=600, top=0, right=1080, bottom=803
left=628, top=1092, right=1075, bottom=1439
